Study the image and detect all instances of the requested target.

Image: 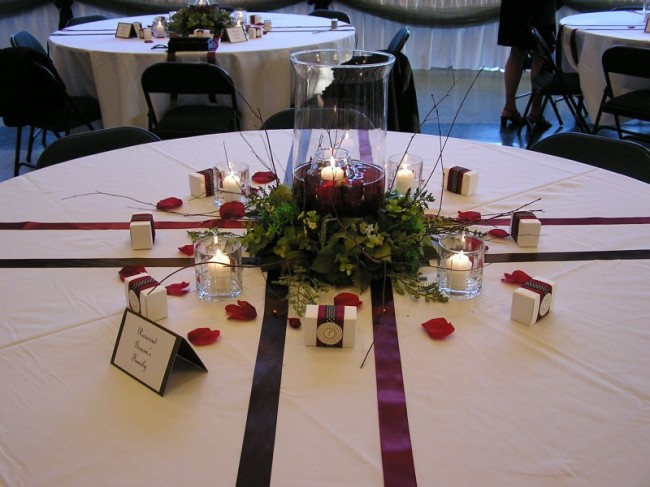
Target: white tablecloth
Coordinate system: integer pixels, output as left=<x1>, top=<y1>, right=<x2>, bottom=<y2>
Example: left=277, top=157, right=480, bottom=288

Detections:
left=1, top=131, right=650, bottom=486
left=560, top=10, right=650, bottom=124
left=48, top=13, right=355, bottom=131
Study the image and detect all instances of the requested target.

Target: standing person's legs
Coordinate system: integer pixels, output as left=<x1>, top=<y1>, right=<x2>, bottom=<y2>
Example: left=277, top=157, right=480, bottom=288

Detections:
left=501, top=46, right=527, bottom=127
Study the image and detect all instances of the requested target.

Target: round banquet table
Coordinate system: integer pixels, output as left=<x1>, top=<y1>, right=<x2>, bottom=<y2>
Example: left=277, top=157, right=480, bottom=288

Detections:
left=560, top=10, right=650, bottom=124
left=1, top=131, right=650, bottom=486
left=48, top=13, right=356, bottom=131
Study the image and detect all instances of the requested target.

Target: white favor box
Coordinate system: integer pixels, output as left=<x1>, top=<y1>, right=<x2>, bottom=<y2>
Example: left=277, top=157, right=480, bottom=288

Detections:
left=443, top=166, right=478, bottom=196
left=250, top=14, right=262, bottom=24
left=189, top=168, right=215, bottom=198
left=124, top=272, right=168, bottom=321
left=511, top=211, right=541, bottom=247
left=304, top=305, right=356, bottom=348
left=130, top=213, right=155, bottom=250
left=511, top=277, right=556, bottom=326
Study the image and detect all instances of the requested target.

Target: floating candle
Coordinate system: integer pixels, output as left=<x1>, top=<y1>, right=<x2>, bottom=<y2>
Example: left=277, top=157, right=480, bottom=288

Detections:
left=321, top=159, right=345, bottom=182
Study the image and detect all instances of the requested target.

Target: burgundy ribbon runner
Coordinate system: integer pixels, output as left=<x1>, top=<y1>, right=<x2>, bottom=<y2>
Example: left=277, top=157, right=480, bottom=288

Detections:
left=370, top=278, right=418, bottom=487
left=236, top=270, right=288, bottom=487
left=0, top=219, right=246, bottom=230
left=475, top=216, right=650, bottom=226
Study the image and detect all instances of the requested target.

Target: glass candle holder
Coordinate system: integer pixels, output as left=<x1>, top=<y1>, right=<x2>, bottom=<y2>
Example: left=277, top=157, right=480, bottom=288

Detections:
left=214, top=161, right=249, bottom=208
left=388, top=153, right=424, bottom=196
left=231, top=8, right=247, bottom=27
left=194, top=235, right=243, bottom=301
left=289, top=50, right=395, bottom=184
left=437, top=234, right=485, bottom=299
left=152, top=16, right=167, bottom=38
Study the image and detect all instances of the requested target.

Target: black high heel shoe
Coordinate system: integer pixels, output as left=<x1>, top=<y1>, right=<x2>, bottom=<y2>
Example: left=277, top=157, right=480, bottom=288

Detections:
left=525, top=114, right=551, bottom=133
left=500, top=108, right=523, bottom=129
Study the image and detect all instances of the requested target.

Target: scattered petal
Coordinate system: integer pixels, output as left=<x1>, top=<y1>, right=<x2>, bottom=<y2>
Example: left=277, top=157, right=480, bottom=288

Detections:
left=118, top=265, right=146, bottom=281
left=188, top=327, right=220, bottom=346
left=156, top=197, right=183, bottom=211
left=288, top=317, right=302, bottom=329
left=252, top=171, right=276, bottom=184
left=225, top=300, right=257, bottom=321
left=178, top=244, right=194, bottom=256
left=457, top=211, right=481, bottom=223
left=422, top=317, right=455, bottom=340
left=334, top=292, right=362, bottom=307
left=487, top=228, right=509, bottom=238
left=220, top=201, right=245, bottom=219
left=502, top=270, right=533, bottom=285
left=166, top=282, right=190, bottom=296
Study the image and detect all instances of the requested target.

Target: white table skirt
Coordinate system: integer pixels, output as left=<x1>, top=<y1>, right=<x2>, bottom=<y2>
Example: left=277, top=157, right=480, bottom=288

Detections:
left=560, top=10, right=650, bottom=124
left=1, top=131, right=650, bottom=486
left=48, top=13, right=355, bottom=131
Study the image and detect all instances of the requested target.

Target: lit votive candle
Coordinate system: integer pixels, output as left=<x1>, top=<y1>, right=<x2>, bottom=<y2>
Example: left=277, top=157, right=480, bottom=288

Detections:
left=321, top=158, right=345, bottom=182
left=222, top=171, right=241, bottom=202
left=208, top=249, right=230, bottom=292
left=446, top=251, right=471, bottom=290
left=396, top=165, right=415, bottom=194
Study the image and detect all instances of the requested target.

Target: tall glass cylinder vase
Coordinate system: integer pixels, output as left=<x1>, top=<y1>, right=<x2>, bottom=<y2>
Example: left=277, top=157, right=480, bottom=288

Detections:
left=289, top=49, right=395, bottom=217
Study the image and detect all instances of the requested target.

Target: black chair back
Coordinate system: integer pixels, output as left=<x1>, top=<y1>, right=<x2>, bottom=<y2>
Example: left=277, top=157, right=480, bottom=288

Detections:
left=36, top=127, right=160, bottom=168
left=387, top=27, right=410, bottom=53
left=531, top=132, right=650, bottom=183
left=9, top=31, right=48, bottom=56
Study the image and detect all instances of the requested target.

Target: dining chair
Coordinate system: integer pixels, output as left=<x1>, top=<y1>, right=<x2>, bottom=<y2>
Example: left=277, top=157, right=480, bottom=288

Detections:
left=386, top=26, right=410, bottom=53
left=530, top=132, right=650, bottom=183
left=141, top=62, right=240, bottom=140
left=308, top=9, right=351, bottom=24
left=260, top=108, right=295, bottom=130
left=64, top=15, right=109, bottom=27
left=9, top=30, right=48, bottom=56
left=523, top=26, right=589, bottom=137
left=0, top=46, right=102, bottom=176
left=36, top=126, right=160, bottom=168
left=592, top=45, right=650, bottom=141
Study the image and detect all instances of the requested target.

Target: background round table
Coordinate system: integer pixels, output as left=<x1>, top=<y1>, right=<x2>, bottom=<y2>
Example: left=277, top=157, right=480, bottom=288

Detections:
left=560, top=10, right=650, bottom=123
left=48, top=13, right=356, bottom=131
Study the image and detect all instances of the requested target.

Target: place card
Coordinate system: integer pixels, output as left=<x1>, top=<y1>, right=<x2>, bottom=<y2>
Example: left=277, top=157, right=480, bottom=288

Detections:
left=225, top=26, right=247, bottom=43
left=115, top=22, right=139, bottom=39
left=111, top=309, right=207, bottom=396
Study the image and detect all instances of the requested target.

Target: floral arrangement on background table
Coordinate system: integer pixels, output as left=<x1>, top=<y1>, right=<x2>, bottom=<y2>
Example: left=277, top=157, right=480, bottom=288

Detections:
left=167, top=5, right=235, bottom=36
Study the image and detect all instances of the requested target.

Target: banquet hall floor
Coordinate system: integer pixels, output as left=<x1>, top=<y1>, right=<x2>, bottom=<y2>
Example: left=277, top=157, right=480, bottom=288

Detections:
left=0, top=68, right=643, bottom=183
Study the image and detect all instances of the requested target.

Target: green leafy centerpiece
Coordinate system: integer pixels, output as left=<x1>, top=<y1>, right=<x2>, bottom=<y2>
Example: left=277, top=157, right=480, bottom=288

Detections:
left=168, top=5, right=235, bottom=36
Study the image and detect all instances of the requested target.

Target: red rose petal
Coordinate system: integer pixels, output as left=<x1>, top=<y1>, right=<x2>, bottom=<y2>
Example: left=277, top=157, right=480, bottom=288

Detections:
left=334, top=292, right=362, bottom=307
left=219, top=201, right=245, bottom=219
left=252, top=171, right=276, bottom=184
left=188, top=327, right=220, bottom=346
left=178, top=244, right=194, bottom=256
left=225, top=300, right=257, bottom=321
left=422, top=317, right=455, bottom=340
left=288, top=317, right=302, bottom=328
left=166, top=282, right=190, bottom=296
left=457, top=211, right=481, bottom=223
left=487, top=228, right=509, bottom=238
left=118, top=265, right=146, bottom=281
left=502, top=270, right=533, bottom=285
left=156, top=197, right=183, bottom=211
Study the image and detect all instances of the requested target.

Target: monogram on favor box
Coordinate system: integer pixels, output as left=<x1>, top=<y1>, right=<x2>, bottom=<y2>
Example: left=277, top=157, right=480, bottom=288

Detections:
left=304, top=305, right=356, bottom=348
